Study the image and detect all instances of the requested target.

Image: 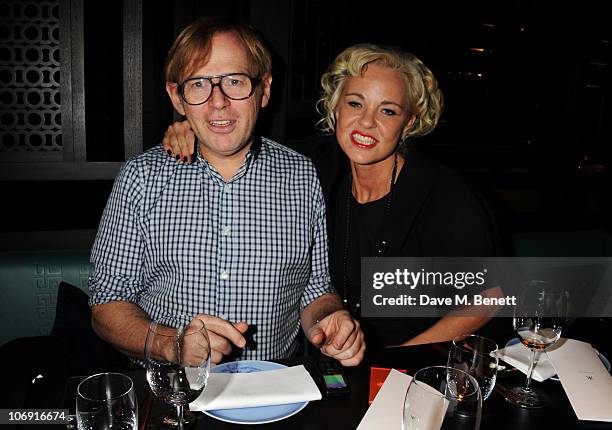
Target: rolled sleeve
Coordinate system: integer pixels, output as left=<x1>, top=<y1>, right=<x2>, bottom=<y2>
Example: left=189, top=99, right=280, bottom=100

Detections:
left=300, top=173, right=335, bottom=310
left=89, top=160, right=145, bottom=306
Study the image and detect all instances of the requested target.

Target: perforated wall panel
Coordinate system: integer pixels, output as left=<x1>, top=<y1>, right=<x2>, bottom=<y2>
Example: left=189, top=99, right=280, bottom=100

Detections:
left=0, top=0, right=62, bottom=153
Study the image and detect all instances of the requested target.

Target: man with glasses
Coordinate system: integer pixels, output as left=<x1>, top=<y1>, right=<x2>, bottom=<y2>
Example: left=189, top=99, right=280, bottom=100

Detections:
left=89, top=17, right=365, bottom=366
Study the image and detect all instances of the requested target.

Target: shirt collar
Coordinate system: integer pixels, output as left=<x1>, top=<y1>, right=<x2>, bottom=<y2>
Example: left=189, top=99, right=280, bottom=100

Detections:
left=247, top=135, right=262, bottom=162
left=197, top=135, right=263, bottom=182
left=196, top=135, right=262, bottom=163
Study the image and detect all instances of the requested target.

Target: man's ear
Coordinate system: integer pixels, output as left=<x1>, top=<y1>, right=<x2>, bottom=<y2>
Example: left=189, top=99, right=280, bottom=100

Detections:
left=260, top=74, right=272, bottom=108
left=166, top=82, right=186, bottom=116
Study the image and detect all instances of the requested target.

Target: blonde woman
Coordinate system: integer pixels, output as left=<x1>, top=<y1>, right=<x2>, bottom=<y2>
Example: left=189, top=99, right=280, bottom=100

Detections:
left=163, top=43, right=501, bottom=349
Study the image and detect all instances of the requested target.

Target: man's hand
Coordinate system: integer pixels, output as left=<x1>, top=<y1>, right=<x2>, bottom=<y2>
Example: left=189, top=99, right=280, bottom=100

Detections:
left=162, top=120, right=195, bottom=163
left=306, top=310, right=365, bottom=366
left=195, top=314, right=248, bottom=364
left=176, top=317, right=212, bottom=367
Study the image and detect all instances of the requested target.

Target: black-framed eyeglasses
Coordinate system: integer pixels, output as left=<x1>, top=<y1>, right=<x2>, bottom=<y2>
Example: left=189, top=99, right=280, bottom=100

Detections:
left=178, top=73, right=261, bottom=105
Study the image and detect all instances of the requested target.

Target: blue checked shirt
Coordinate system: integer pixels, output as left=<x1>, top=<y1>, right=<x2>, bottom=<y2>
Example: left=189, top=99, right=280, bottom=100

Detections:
left=89, top=137, right=334, bottom=360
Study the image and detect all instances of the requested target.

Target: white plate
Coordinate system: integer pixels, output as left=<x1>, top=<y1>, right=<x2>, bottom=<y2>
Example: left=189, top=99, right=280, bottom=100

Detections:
left=202, top=360, right=309, bottom=425
left=504, top=338, right=611, bottom=381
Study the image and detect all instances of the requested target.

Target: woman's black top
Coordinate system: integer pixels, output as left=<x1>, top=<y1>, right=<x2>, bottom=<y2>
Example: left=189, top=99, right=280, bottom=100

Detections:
left=311, top=138, right=500, bottom=349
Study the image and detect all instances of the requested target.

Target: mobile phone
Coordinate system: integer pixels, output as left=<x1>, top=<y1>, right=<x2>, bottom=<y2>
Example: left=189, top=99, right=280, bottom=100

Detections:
left=318, top=358, right=350, bottom=396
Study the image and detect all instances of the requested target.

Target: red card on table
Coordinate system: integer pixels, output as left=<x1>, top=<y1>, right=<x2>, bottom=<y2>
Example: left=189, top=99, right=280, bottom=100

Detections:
left=369, top=367, right=407, bottom=404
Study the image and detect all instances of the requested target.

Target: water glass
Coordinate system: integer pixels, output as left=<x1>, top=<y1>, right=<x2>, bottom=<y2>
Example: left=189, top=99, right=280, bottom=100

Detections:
left=76, top=372, right=137, bottom=430
left=145, top=314, right=211, bottom=428
left=447, top=334, right=498, bottom=400
left=403, top=366, right=482, bottom=430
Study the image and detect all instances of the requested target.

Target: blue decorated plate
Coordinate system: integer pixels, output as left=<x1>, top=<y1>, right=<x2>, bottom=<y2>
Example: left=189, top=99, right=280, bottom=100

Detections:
left=202, top=360, right=309, bottom=425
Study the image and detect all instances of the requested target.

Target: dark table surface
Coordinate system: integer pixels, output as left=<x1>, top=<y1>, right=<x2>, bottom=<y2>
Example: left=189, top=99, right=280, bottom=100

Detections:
left=14, top=343, right=612, bottom=430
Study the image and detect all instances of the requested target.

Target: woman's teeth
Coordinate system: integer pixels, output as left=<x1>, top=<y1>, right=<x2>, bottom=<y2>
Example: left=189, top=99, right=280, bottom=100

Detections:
left=352, top=133, right=376, bottom=145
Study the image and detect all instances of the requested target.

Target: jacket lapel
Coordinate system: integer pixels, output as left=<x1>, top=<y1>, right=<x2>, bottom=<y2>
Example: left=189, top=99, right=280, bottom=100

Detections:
left=312, top=139, right=438, bottom=260
left=378, top=144, right=437, bottom=256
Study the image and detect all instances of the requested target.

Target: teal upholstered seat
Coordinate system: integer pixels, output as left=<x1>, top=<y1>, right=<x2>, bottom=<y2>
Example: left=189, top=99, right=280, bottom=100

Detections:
left=0, top=250, right=91, bottom=346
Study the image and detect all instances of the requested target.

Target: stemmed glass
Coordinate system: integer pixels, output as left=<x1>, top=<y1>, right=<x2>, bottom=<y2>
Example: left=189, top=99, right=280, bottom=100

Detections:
left=76, top=372, right=137, bottom=430
left=507, top=280, right=567, bottom=408
left=447, top=334, right=498, bottom=401
left=402, top=366, right=482, bottom=430
left=145, top=315, right=211, bottom=428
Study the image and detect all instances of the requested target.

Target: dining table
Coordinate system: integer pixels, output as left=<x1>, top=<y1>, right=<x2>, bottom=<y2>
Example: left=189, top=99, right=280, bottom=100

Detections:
left=12, top=341, right=612, bottom=430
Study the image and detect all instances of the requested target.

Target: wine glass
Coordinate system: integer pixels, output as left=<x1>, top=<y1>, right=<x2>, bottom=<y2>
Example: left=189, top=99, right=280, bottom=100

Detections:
left=447, top=334, right=498, bottom=401
left=507, top=280, right=567, bottom=408
left=145, top=315, right=211, bottom=428
left=76, top=372, right=137, bottom=430
left=402, top=366, right=482, bottom=430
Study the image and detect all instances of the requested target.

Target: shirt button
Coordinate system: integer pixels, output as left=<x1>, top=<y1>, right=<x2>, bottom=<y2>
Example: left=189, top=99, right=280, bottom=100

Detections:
left=223, top=183, right=231, bottom=193
left=220, top=270, right=229, bottom=280
left=222, top=226, right=231, bottom=236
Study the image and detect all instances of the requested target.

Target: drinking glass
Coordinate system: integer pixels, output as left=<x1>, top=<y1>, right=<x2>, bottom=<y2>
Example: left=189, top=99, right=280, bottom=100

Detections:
left=76, top=372, right=137, bottom=430
left=145, top=315, right=211, bottom=428
left=402, top=366, right=482, bottom=430
left=508, top=280, right=567, bottom=408
left=447, top=334, right=498, bottom=400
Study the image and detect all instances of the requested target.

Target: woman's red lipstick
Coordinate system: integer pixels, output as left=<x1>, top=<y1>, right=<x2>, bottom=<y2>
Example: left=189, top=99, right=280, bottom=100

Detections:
left=350, top=130, right=378, bottom=148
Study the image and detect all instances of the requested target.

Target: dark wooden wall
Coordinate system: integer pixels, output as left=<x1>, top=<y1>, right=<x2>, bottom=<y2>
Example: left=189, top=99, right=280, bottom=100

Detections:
left=0, top=0, right=610, bottom=250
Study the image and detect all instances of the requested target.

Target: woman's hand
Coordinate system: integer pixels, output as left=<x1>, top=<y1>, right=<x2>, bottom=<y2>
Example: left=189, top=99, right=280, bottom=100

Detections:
left=162, top=120, right=196, bottom=163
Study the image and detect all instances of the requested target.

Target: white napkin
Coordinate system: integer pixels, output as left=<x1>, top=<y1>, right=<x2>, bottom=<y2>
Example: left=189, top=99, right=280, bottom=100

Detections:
left=495, top=341, right=557, bottom=382
left=357, top=369, right=412, bottom=429
left=547, top=339, right=612, bottom=422
left=189, top=365, right=321, bottom=411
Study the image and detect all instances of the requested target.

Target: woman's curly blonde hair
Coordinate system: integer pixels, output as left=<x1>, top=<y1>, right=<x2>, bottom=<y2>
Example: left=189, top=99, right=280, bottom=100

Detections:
left=316, top=44, right=443, bottom=143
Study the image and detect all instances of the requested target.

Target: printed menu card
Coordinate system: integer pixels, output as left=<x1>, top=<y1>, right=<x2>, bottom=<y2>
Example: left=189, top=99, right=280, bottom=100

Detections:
left=547, top=338, right=612, bottom=422
left=357, top=369, right=412, bottom=429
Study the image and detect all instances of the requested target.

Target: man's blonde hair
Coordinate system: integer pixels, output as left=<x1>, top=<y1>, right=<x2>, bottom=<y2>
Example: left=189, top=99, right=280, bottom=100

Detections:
left=164, top=17, right=272, bottom=83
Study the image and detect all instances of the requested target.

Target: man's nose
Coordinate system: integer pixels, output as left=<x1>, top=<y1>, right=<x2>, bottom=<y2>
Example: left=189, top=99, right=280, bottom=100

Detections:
left=210, top=84, right=229, bottom=109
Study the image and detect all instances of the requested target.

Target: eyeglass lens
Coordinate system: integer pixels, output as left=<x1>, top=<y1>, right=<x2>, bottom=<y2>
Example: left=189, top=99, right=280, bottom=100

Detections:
left=181, top=74, right=254, bottom=104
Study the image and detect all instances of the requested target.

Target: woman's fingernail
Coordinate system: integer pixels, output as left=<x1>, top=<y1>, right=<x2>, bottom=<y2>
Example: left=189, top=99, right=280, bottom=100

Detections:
left=166, top=149, right=172, bottom=155
left=175, top=155, right=180, bottom=161
left=183, top=156, right=188, bottom=163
